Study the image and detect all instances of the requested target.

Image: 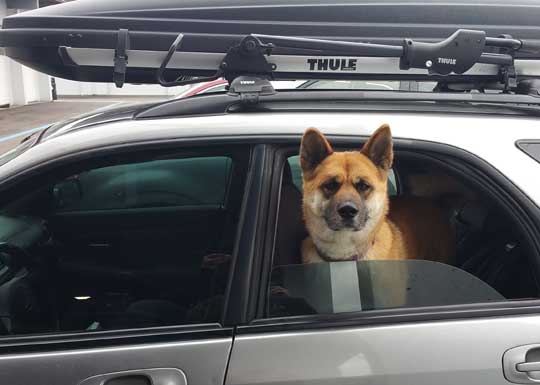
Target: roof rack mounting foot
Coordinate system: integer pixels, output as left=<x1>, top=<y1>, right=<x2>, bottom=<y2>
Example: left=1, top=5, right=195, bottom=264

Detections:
left=113, top=29, right=130, bottom=88
left=496, top=34, right=518, bottom=92
left=220, top=35, right=275, bottom=83
left=227, top=75, right=276, bottom=105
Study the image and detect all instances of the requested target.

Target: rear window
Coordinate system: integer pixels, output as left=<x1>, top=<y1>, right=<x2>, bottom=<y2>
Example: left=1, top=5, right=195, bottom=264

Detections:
left=53, top=156, right=232, bottom=212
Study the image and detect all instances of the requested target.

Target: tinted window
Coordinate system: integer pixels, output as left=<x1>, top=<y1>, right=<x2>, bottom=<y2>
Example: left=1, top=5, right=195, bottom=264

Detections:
left=53, top=156, right=232, bottom=211
left=0, top=149, right=248, bottom=335
left=269, top=261, right=504, bottom=317
left=271, top=151, right=536, bottom=319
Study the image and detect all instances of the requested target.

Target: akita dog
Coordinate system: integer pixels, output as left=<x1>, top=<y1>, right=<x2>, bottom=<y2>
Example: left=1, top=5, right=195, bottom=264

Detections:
left=300, top=124, right=454, bottom=264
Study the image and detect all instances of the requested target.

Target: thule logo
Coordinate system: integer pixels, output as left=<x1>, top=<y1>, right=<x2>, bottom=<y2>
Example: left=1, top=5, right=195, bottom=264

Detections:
left=240, top=80, right=255, bottom=85
left=438, top=57, right=457, bottom=65
left=307, top=58, right=357, bottom=71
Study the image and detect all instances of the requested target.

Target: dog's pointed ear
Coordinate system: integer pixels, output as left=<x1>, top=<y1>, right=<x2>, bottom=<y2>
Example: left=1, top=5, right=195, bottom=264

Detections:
left=300, top=128, right=333, bottom=175
left=361, top=124, right=393, bottom=171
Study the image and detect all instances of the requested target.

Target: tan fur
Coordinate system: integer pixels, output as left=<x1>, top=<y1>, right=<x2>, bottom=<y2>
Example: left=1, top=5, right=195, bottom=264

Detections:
left=300, top=124, right=454, bottom=264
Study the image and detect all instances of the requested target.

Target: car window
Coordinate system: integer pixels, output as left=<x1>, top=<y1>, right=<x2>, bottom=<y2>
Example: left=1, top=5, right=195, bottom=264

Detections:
left=0, top=149, right=248, bottom=336
left=53, top=156, right=232, bottom=212
left=269, top=260, right=504, bottom=317
left=287, top=155, right=398, bottom=196
left=270, top=150, right=538, bottom=319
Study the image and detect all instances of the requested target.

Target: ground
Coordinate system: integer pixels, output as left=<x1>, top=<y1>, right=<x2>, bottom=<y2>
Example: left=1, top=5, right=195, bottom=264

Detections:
left=0, top=96, right=167, bottom=154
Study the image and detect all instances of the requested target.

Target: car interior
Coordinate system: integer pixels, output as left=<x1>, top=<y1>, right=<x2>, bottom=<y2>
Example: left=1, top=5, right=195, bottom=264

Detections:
left=269, top=148, right=540, bottom=317
left=0, top=148, right=249, bottom=335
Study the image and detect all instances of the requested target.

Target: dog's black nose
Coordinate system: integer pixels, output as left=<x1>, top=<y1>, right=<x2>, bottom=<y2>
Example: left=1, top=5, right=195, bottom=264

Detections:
left=337, top=202, right=359, bottom=219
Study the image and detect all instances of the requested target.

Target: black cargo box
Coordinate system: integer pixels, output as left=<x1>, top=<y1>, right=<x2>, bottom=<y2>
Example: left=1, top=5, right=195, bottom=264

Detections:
left=2, top=0, right=540, bottom=85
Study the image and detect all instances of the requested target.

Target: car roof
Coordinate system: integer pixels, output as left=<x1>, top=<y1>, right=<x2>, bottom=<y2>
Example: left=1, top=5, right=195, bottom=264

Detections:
left=38, top=88, right=540, bottom=142
left=3, top=110, right=540, bottom=204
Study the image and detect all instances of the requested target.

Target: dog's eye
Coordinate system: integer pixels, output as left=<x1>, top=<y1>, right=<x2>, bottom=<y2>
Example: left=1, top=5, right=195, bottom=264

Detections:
left=355, top=180, right=371, bottom=192
left=322, top=179, right=340, bottom=193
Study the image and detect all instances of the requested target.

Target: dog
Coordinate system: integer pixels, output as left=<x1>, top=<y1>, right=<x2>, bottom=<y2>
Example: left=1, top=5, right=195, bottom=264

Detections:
left=300, top=124, right=454, bottom=264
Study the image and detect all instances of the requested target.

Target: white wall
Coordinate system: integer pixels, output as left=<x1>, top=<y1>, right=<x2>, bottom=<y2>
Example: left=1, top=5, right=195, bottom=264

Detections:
left=0, top=0, right=53, bottom=107
left=0, top=0, right=11, bottom=106
left=0, top=55, right=10, bottom=106
left=55, top=78, right=187, bottom=97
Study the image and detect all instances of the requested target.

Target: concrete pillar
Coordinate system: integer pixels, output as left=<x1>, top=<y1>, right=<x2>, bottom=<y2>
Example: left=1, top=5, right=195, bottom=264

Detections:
left=2, top=0, right=52, bottom=106
left=0, top=0, right=11, bottom=107
left=8, top=56, right=25, bottom=106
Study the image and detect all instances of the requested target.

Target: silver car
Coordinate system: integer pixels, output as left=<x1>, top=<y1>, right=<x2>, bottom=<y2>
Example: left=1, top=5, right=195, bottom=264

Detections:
left=0, top=85, right=539, bottom=385
left=3, top=0, right=540, bottom=384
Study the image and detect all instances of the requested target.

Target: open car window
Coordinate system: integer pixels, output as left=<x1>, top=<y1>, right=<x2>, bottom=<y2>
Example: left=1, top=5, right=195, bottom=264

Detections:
left=269, top=260, right=504, bottom=317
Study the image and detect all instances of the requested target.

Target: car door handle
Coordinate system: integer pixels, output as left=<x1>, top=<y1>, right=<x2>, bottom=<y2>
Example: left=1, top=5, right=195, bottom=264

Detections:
left=504, top=344, right=540, bottom=384
left=517, top=362, right=540, bottom=373
left=79, top=368, right=187, bottom=385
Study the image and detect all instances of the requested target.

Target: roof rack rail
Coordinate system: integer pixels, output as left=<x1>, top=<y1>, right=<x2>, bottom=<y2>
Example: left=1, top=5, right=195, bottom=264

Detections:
left=151, top=28, right=540, bottom=91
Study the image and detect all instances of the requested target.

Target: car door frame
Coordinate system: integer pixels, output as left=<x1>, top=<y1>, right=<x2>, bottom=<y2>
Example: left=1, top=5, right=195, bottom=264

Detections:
left=224, top=134, right=540, bottom=385
left=0, top=137, right=268, bottom=385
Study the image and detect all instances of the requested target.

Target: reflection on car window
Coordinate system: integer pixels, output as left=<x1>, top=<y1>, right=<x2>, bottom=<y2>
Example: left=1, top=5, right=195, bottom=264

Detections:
left=0, top=149, right=248, bottom=336
left=268, top=260, right=504, bottom=317
left=53, top=156, right=232, bottom=212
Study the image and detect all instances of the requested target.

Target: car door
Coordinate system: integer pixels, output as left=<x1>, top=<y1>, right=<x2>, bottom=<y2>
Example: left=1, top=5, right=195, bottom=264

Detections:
left=225, top=142, right=540, bottom=385
left=0, top=142, right=261, bottom=385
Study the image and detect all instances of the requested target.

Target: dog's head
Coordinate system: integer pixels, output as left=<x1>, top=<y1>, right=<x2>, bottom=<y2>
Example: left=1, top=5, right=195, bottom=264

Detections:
left=300, top=124, right=393, bottom=233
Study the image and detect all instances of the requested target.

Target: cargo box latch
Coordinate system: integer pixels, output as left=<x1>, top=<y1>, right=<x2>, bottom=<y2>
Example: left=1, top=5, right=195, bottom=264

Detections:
left=113, top=29, right=130, bottom=88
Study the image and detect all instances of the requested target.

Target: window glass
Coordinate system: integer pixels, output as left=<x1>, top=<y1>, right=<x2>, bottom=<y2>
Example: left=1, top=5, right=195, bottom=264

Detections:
left=53, top=156, right=232, bottom=212
left=287, top=155, right=398, bottom=196
left=269, top=260, right=504, bottom=317
left=270, top=153, right=537, bottom=319
left=0, top=150, right=247, bottom=335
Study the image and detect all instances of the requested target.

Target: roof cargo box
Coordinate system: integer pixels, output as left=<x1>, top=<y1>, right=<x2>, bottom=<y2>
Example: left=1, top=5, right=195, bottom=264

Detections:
left=2, top=0, right=540, bottom=86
